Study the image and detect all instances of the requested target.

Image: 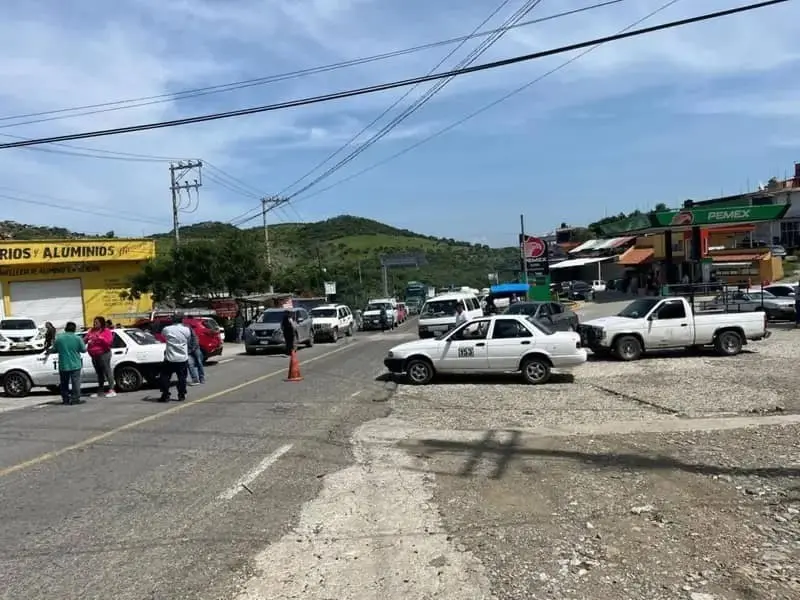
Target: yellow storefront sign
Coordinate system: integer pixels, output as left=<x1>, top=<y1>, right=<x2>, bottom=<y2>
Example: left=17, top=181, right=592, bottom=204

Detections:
left=0, top=239, right=155, bottom=265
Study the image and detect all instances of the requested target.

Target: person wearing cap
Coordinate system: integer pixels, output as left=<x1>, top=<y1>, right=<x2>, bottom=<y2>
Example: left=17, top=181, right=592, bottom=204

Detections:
left=159, top=313, right=192, bottom=402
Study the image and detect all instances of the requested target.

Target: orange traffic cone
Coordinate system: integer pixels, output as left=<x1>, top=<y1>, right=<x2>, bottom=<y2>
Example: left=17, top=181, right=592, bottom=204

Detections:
left=286, top=350, right=303, bottom=382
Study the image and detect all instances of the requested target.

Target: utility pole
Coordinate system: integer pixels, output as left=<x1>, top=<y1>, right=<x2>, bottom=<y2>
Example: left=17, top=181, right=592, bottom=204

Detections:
left=260, top=196, right=288, bottom=294
left=169, top=160, right=203, bottom=246
left=519, top=214, right=529, bottom=289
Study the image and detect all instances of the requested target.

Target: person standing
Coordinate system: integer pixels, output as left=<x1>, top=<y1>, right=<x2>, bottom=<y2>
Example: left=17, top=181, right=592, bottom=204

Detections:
left=454, top=303, right=468, bottom=327
left=187, top=326, right=206, bottom=386
left=281, top=310, right=298, bottom=355
left=159, top=314, right=192, bottom=402
left=43, top=321, right=56, bottom=351
left=85, top=315, right=116, bottom=398
left=234, top=311, right=245, bottom=343
left=48, top=321, right=86, bottom=405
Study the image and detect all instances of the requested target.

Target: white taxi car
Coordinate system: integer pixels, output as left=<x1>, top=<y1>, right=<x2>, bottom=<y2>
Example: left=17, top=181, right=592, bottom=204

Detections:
left=384, top=314, right=587, bottom=385
left=0, top=328, right=165, bottom=398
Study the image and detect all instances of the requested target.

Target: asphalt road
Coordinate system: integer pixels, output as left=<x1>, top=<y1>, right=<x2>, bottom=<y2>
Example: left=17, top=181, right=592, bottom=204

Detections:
left=0, top=324, right=414, bottom=600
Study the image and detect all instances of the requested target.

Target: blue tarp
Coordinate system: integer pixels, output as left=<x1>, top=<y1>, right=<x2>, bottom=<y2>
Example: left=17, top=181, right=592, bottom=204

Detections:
left=490, top=283, right=530, bottom=295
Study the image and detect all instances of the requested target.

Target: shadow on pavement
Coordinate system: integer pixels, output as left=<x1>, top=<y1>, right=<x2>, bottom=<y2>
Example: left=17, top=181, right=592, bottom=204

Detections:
left=400, top=429, right=800, bottom=480
left=375, top=372, right=575, bottom=386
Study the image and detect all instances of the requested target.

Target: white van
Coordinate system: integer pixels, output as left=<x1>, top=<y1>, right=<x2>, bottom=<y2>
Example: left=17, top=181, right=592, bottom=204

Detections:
left=418, top=292, right=483, bottom=338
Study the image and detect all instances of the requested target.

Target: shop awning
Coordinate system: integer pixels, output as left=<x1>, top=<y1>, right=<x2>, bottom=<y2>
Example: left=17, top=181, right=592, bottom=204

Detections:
left=592, top=236, right=636, bottom=250
left=617, top=247, right=654, bottom=266
left=710, top=253, right=765, bottom=263
left=549, top=256, right=617, bottom=270
left=490, top=283, right=530, bottom=294
left=569, top=239, right=602, bottom=253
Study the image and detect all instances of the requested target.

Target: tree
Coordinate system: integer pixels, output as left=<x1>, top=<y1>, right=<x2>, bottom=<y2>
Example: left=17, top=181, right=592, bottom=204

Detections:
left=124, top=231, right=271, bottom=303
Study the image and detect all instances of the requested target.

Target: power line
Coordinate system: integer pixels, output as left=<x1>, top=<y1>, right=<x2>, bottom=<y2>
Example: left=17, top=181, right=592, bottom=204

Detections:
left=0, top=191, right=169, bottom=227
left=275, top=0, right=520, bottom=198
left=282, top=0, right=544, bottom=201
left=0, top=1, right=784, bottom=152
left=0, top=1, right=624, bottom=130
left=288, top=0, right=686, bottom=207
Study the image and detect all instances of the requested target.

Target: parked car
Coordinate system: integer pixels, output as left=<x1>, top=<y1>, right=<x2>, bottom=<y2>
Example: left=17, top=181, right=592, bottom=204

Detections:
left=0, top=329, right=164, bottom=398
left=591, top=280, right=607, bottom=293
left=503, top=301, right=579, bottom=332
left=134, top=315, right=223, bottom=362
left=0, top=317, right=46, bottom=354
left=417, top=292, right=483, bottom=338
left=310, top=304, right=355, bottom=342
left=567, top=281, right=592, bottom=301
left=395, top=302, right=408, bottom=324
left=362, top=298, right=397, bottom=331
left=707, top=289, right=796, bottom=321
left=383, top=314, right=587, bottom=385
left=578, top=297, right=770, bottom=361
left=244, top=308, right=313, bottom=354
left=763, top=283, right=798, bottom=298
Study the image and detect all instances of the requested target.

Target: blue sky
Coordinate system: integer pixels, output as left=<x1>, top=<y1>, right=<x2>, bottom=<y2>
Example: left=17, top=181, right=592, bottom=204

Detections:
left=0, top=0, right=797, bottom=246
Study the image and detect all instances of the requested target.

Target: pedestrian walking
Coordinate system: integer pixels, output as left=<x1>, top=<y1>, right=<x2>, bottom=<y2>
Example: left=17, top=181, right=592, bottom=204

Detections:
left=379, top=306, right=389, bottom=332
left=43, top=321, right=56, bottom=351
left=48, top=321, right=86, bottom=405
left=159, top=314, right=192, bottom=402
left=85, top=315, right=116, bottom=397
left=281, top=310, right=298, bottom=355
left=187, top=326, right=205, bottom=386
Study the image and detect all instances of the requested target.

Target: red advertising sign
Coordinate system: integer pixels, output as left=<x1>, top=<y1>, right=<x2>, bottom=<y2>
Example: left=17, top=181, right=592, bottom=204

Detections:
left=523, top=236, right=546, bottom=259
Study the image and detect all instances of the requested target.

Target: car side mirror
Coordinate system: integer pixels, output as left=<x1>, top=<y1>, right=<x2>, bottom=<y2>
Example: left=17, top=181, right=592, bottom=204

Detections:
left=647, top=314, right=655, bottom=321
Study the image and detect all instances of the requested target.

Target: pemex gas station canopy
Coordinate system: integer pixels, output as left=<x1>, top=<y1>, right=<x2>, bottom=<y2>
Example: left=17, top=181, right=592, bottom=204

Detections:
left=597, top=204, right=790, bottom=237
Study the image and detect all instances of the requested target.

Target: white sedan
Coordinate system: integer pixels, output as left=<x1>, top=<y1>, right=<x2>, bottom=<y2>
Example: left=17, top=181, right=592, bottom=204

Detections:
left=0, top=329, right=165, bottom=398
left=384, top=314, right=587, bottom=385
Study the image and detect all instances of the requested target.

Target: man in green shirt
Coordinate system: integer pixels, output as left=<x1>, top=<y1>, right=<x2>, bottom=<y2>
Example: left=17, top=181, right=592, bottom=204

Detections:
left=49, top=321, right=87, bottom=405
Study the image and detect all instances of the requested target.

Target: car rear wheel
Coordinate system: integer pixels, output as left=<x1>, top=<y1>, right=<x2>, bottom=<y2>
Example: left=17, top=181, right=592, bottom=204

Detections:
left=306, top=334, right=314, bottom=348
left=332, top=327, right=339, bottom=342
left=3, top=370, right=33, bottom=398
left=346, top=324, right=354, bottom=337
left=714, top=330, right=743, bottom=356
left=406, top=358, right=434, bottom=385
left=115, top=365, right=143, bottom=393
left=521, top=356, right=552, bottom=385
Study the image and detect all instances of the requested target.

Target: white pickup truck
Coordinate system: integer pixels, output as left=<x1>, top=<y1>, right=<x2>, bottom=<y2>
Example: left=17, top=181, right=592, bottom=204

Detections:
left=578, top=296, right=770, bottom=361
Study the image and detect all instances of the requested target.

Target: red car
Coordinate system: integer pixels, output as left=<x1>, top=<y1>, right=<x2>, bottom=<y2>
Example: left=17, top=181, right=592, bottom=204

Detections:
left=133, top=316, right=223, bottom=362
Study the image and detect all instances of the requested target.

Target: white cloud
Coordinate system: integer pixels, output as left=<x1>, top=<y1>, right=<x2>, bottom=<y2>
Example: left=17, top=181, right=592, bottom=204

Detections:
left=0, top=0, right=797, bottom=235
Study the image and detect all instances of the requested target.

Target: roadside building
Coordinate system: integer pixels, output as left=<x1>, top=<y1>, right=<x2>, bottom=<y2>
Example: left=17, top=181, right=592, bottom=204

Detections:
left=0, top=239, right=155, bottom=327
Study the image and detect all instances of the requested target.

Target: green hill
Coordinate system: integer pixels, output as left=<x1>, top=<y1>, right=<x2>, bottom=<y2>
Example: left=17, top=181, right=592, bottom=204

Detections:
left=155, top=215, right=519, bottom=296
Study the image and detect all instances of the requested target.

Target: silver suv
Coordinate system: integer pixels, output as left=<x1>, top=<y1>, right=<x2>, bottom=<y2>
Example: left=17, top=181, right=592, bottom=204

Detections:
left=244, top=308, right=314, bottom=354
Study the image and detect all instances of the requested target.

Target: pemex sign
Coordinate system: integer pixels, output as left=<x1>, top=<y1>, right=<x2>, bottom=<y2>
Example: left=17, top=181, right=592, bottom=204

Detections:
left=599, top=204, right=790, bottom=235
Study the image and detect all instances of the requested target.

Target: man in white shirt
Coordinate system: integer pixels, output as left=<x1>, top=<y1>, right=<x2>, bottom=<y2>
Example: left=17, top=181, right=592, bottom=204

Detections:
left=158, top=313, right=193, bottom=402
left=454, top=303, right=468, bottom=327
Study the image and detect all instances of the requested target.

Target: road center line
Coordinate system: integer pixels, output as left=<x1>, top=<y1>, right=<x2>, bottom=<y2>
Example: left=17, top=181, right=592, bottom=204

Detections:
left=0, top=342, right=360, bottom=479
left=217, top=444, right=293, bottom=501
left=351, top=391, right=362, bottom=397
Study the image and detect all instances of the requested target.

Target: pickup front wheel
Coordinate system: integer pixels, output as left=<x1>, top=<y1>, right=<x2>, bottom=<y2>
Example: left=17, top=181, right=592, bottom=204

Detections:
left=614, top=335, right=643, bottom=361
left=714, top=330, right=743, bottom=356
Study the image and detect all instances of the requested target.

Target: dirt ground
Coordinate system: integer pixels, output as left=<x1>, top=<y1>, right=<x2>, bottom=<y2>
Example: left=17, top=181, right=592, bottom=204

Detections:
left=407, top=424, right=800, bottom=600
left=384, top=326, right=800, bottom=599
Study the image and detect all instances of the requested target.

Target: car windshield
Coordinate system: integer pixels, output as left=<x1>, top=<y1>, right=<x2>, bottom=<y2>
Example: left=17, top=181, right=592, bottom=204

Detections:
left=0, top=319, right=36, bottom=330
left=421, top=300, right=460, bottom=317
left=366, top=303, right=390, bottom=311
left=504, top=302, right=540, bottom=316
left=525, top=316, right=555, bottom=335
left=123, top=329, right=160, bottom=345
left=259, top=311, right=285, bottom=323
left=201, top=318, right=220, bottom=330
left=312, top=308, right=337, bottom=318
left=617, top=298, right=660, bottom=318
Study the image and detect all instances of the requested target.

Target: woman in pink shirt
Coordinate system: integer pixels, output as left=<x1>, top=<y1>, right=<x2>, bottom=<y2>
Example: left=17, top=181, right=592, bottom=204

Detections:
left=85, top=315, right=116, bottom=397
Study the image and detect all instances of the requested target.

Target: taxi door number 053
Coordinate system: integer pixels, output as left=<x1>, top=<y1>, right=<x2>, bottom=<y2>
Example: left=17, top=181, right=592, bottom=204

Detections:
left=458, top=346, right=474, bottom=358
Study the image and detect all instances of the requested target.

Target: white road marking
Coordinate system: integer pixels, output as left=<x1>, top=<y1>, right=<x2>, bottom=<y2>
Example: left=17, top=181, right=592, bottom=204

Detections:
left=217, top=443, right=293, bottom=501
left=351, top=391, right=361, bottom=398
left=217, top=358, right=234, bottom=364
